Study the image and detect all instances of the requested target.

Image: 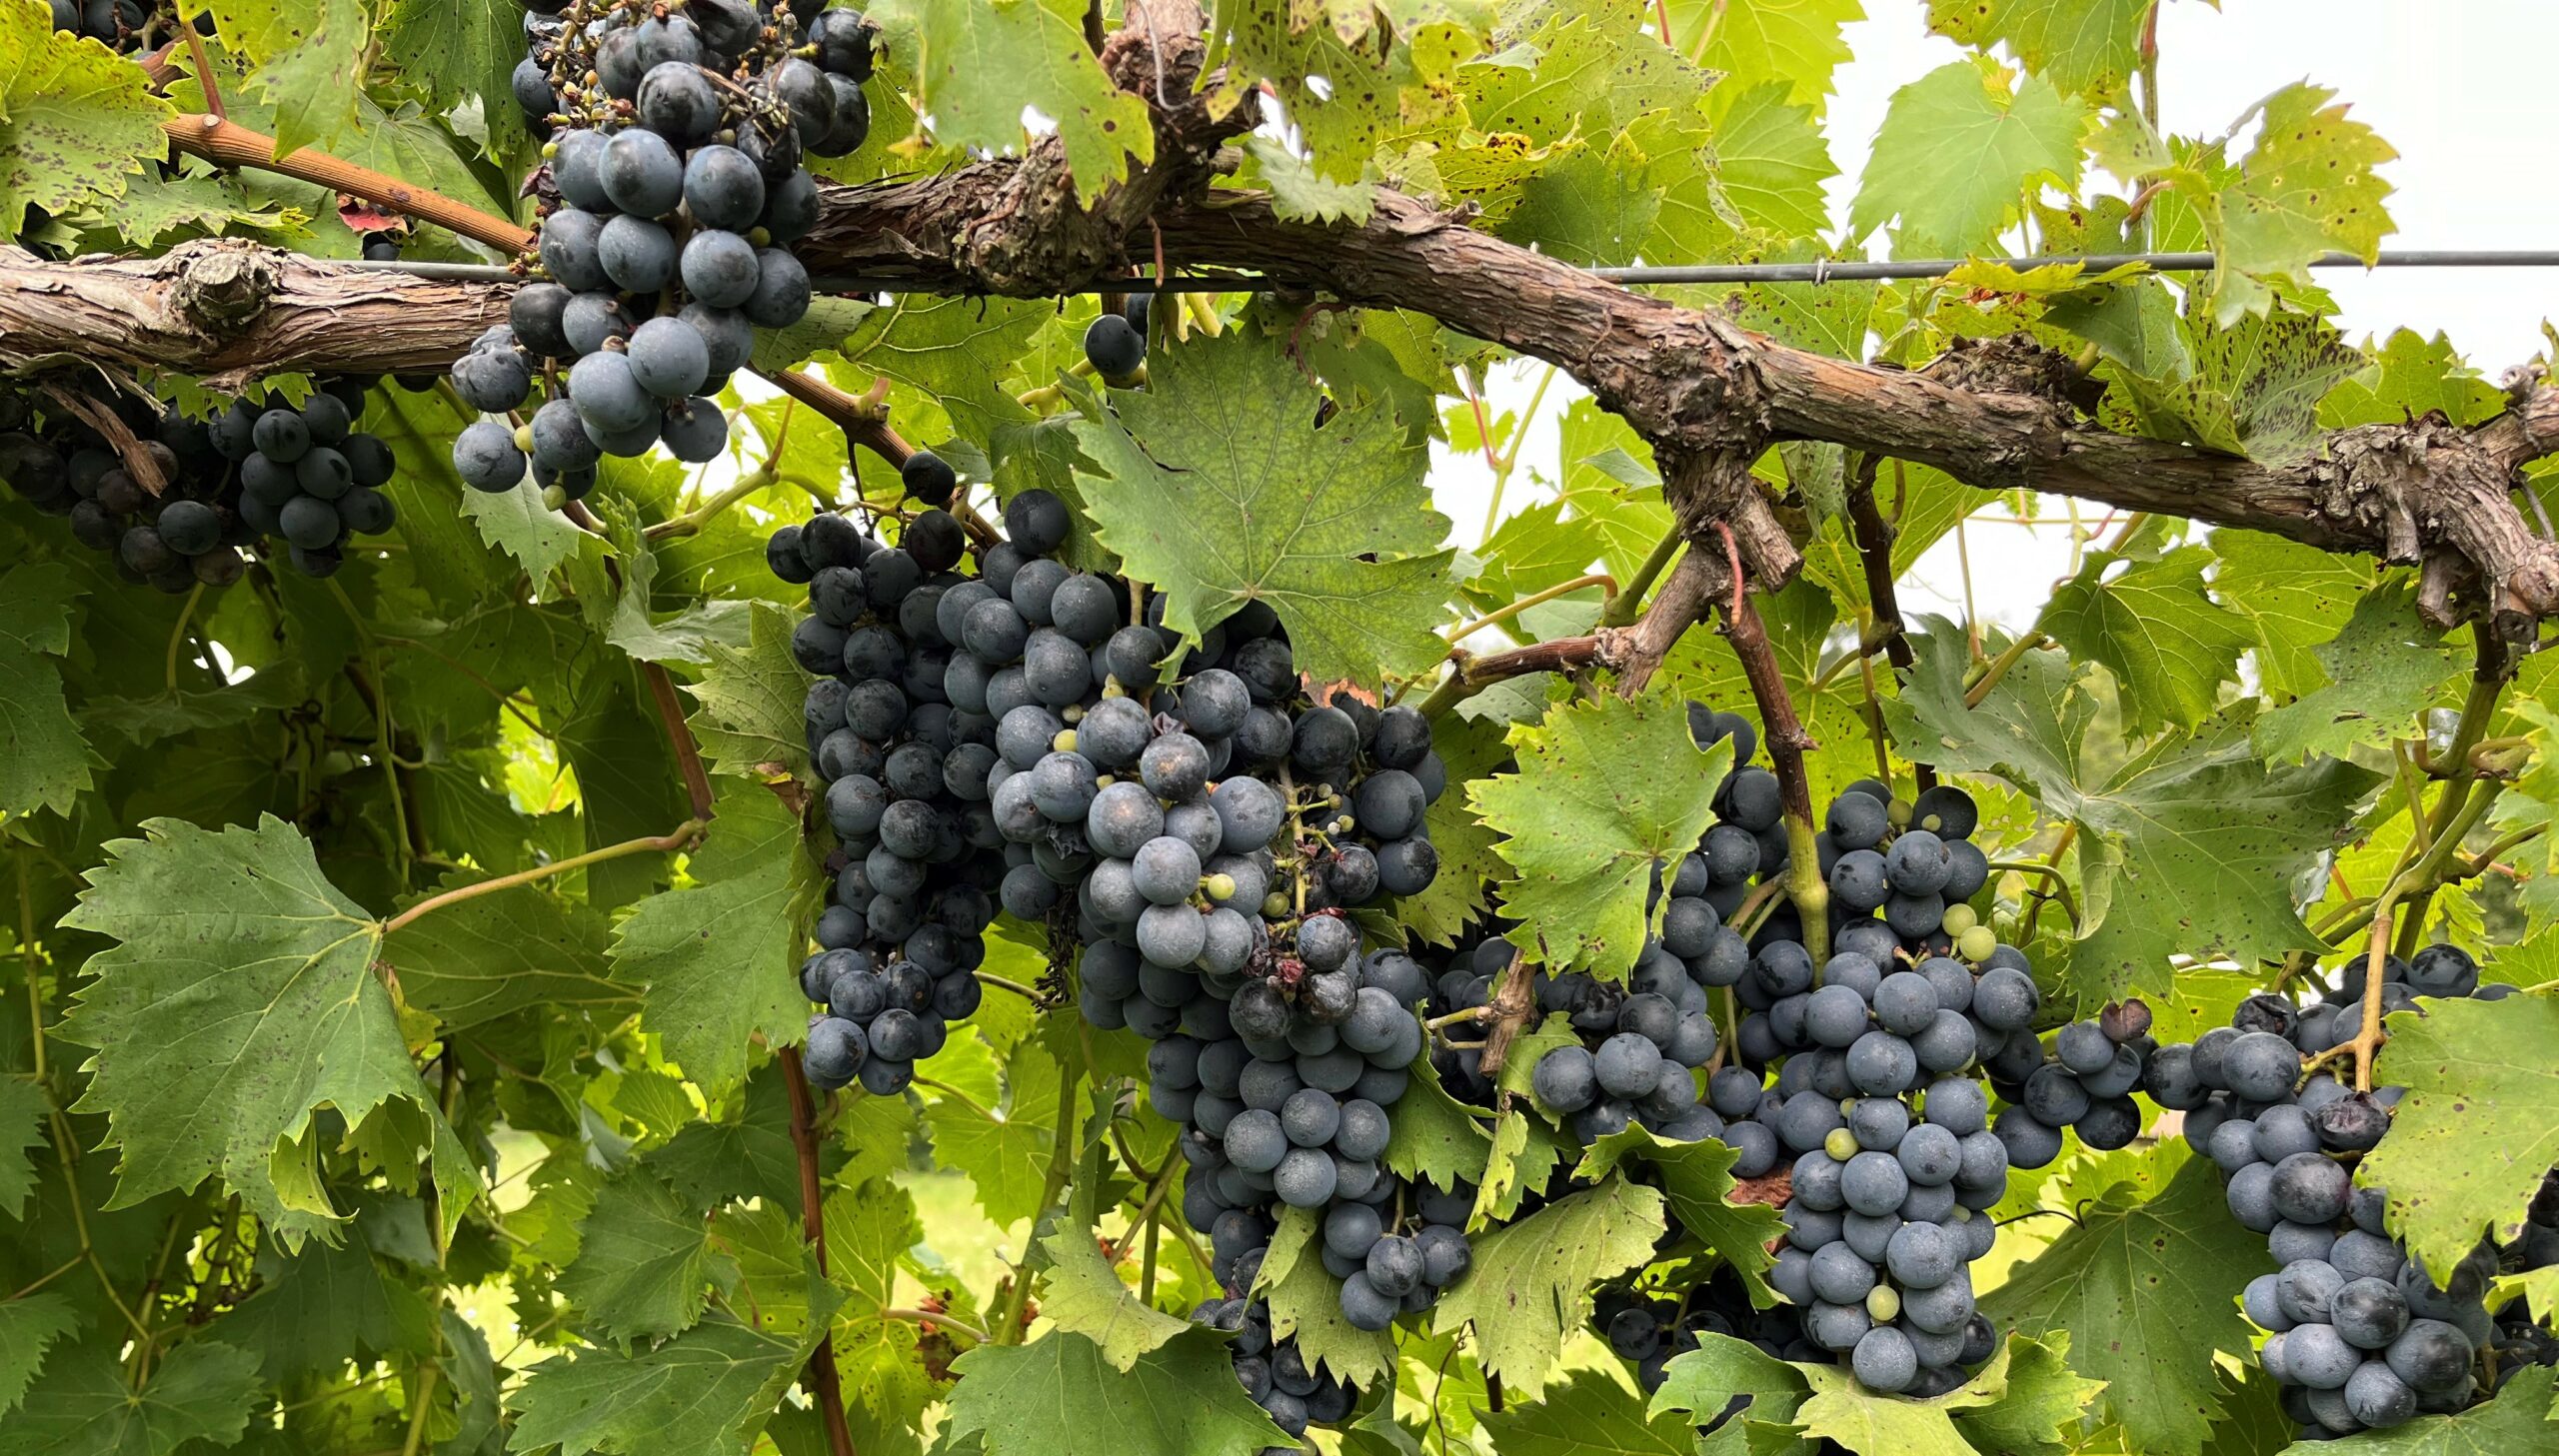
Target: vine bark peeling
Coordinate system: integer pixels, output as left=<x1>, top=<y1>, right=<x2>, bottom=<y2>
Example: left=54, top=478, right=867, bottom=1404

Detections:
left=3, top=0, right=2558, bottom=625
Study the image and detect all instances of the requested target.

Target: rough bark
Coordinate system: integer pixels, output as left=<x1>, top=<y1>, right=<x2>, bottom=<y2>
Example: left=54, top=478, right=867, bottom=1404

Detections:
left=0, top=240, right=508, bottom=386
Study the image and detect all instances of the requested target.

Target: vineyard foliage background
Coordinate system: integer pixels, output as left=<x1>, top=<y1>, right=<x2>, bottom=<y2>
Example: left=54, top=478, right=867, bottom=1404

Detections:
left=0, top=2, right=2556, bottom=1455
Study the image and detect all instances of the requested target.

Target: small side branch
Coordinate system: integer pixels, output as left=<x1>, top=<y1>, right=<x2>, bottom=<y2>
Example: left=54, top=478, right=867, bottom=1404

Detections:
left=162, top=115, right=536, bottom=255
left=780, top=1047, right=861, bottom=1456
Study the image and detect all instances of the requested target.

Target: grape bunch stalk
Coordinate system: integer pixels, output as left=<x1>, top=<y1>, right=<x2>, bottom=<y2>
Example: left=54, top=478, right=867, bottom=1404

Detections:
left=2, top=376, right=401, bottom=588
left=2148, top=947, right=2559, bottom=1438
left=452, top=0, right=876, bottom=504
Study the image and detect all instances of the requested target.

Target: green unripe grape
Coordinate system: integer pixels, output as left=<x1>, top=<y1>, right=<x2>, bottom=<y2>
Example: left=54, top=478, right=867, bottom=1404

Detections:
left=1887, top=797, right=1913, bottom=828
left=1062, top=704, right=1086, bottom=724
left=1941, top=902, right=1978, bottom=936
left=1203, top=873, right=1237, bottom=902
left=1053, top=728, right=1078, bottom=752
left=1957, top=925, right=1999, bottom=963
left=514, top=423, right=536, bottom=452
left=1824, top=1128, right=1859, bottom=1161
left=1094, top=774, right=1116, bottom=789
left=1948, top=1204, right=1971, bottom=1223
left=1263, top=892, right=1291, bottom=918
left=1332, top=814, right=1356, bottom=834
left=1101, top=679, right=1126, bottom=699
left=1866, top=1286, right=1900, bottom=1322
left=541, top=484, right=569, bottom=510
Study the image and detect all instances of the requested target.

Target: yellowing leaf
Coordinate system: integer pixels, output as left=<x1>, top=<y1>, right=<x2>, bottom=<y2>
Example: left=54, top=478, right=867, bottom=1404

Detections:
left=0, top=1, right=175, bottom=236
left=2360, top=990, right=2559, bottom=1284
left=873, top=0, right=1153, bottom=205
left=1927, top=0, right=2151, bottom=103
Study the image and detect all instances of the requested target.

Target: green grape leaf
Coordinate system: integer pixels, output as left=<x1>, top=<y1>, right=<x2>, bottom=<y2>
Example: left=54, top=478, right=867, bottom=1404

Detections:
left=2252, top=581, right=2459, bottom=764
left=1791, top=1333, right=2098, bottom=1456
left=556, top=1168, right=725, bottom=1343
left=1678, top=0, right=1863, bottom=112
left=1254, top=1204, right=1395, bottom=1389
left=56, top=815, right=475, bottom=1246
left=213, top=1235, right=436, bottom=1381
left=1576, top=1126, right=1786, bottom=1304
left=76, top=165, right=295, bottom=246
left=821, top=1176, right=935, bottom=1435
left=79, top=663, right=311, bottom=749
left=2319, top=329, right=2508, bottom=431
left=1034, top=1124, right=1190, bottom=1371
left=2207, top=532, right=2379, bottom=702
left=1471, top=1108, right=1571, bottom=1231
left=459, top=477, right=583, bottom=582
left=2040, top=542, right=2252, bottom=736
left=1246, top=134, right=1375, bottom=224
left=1468, top=697, right=1730, bottom=978
left=0, top=1337, right=258, bottom=1456
left=1479, top=1367, right=1697, bottom=1456
left=1926, top=0, right=2150, bottom=102
left=1648, top=1328, right=1809, bottom=1430
left=650, top=1062, right=835, bottom=1215
left=0, top=1077, right=43, bottom=1220
left=209, top=0, right=374, bottom=158
left=1700, top=81, right=1838, bottom=241
left=869, top=0, right=1153, bottom=206
left=0, top=3, right=176, bottom=236
left=942, top=1327, right=1281, bottom=1456
left=0, top=1294, right=76, bottom=1417
left=1379, top=1033, right=1493, bottom=1191
left=924, top=1036, right=1066, bottom=1226
left=2358, top=989, right=2559, bottom=1284
left=1848, top=57, right=2087, bottom=253
left=1068, top=333, right=1454, bottom=688
left=1396, top=710, right=1508, bottom=945
left=1433, top=1177, right=1666, bottom=1401
left=1885, top=624, right=2374, bottom=1004
left=0, top=564, right=93, bottom=818
left=685, top=603, right=814, bottom=782
left=1981, top=1146, right=2263, bottom=1456
left=2115, top=303, right=2370, bottom=467
left=381, top=0, right=526, bottom=161
left=2268, top=1365, right=2553, bottom=1455
left=607, top=782, right=817, bottom=1096
left=1951, top=1333, right=2109, bottom=1456
left=385, top=878, right=631, bottom=1033
left=508, top=1287, right=839, bottom=1456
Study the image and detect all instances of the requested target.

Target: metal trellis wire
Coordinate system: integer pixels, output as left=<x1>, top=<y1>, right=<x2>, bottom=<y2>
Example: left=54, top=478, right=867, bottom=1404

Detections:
left=332, top=248, right=2559, bottom=295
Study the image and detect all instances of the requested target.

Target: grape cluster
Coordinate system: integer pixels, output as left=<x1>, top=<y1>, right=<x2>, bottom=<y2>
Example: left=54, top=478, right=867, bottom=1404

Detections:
left=2148, top=947, right=2559, bottom=1437
left=454, top=1, right=875, bottom=501
left=1, top=378, right=399, bottom=588
left=1983, top=998, right=2156, bottom=1169
left=1186, top=1299, right=1356, bottom=1446
left=43, top=0, right=202, bottom=51
left=1659, top=751, right=2012, bottom=1395
left=773, top=500, right=1011, bottom=1095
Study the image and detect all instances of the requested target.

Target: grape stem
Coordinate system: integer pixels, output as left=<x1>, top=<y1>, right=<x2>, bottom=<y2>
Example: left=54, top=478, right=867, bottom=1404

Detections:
left=1845, top=456, right=1933, bottom=792
left=1442, top=573, right=1616, bottom=647
left=1962, top=632, right=2050, bottom=709
left=174, top=4, right=223, bottom=120
left=1988, top=859, right=2080, bottom=931
left=779, top=1044, right=862, bottom=1456
left=161, top=115, right=537, bottom=255
left=1598, top=530, right=1682, bottom=629
left=379, top=819, right=709, bottom=935
left=989, top=1056, right=1081, bottom=1345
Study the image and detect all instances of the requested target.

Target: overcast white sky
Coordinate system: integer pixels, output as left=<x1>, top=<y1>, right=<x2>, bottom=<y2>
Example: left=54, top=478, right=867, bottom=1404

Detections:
left=1431, top=0, right=2559, bottom=629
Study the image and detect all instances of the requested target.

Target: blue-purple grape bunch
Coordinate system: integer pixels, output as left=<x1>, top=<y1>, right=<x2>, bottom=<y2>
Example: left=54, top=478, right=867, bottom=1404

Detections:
left=42, top=0, right=203, bottom=51
left=1, top=376, right=400, bottom=587
left=1658, top=740, right=2014, bottom=1396
left=2146, top=948, right=2558, bottom=1438
left=775, top=497, right=1016, bottom=1095
left=452, top=1, right=875, bottom=504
